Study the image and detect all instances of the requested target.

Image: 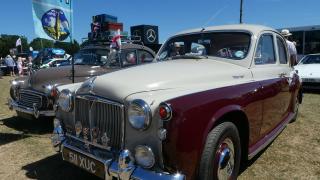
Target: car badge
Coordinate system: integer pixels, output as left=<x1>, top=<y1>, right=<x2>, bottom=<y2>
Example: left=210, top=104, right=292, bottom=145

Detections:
left=101, top=132, right=110, bottom=146
left=91, top=127, right=99, bottom=143
left=83, top=127, right=89, bottom=141
left=310, top=73, right=313, bottom=76
left=146, top=29, right=156, bottom=43
left=75, top=121, right=82, bottom=137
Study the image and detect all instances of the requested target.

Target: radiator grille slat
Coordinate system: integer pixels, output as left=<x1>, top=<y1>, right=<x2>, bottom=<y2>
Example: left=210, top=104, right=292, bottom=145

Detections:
left=66, top=96, right=123, bottom=150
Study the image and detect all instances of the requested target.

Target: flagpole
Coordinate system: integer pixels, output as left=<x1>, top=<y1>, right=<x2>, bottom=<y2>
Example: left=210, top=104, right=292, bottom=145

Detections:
left=70, top=0, right=74, bottom=83
left=240, top=0, right=243, bottom=24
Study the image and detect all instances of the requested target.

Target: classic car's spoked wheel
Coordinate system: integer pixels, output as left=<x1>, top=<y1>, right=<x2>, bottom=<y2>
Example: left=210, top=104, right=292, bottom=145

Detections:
left=199, top=122, right=241, bottom=180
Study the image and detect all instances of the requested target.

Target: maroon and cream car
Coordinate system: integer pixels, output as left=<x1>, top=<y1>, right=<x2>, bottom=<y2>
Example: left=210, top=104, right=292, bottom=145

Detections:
left=8, top=43, right=155, bottom=119
left=52, top=24, right=302, bottom=179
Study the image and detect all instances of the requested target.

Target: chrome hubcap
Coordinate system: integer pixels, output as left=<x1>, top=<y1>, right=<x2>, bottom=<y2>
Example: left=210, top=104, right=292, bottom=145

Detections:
left=216, top=138, right=235, bottom=180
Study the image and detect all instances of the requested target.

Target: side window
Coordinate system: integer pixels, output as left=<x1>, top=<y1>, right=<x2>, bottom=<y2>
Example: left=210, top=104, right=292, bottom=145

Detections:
left=122, top=50, right=137, bottom=67
left=255, top=34, right=276, bottom=65
left=138, top=50, right=154, bottom=63
left=277, top=37, right=288, bottom=64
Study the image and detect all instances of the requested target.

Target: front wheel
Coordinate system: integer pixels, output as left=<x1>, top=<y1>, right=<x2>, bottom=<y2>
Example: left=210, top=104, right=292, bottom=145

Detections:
left=199, top=122, right=241, bottom=180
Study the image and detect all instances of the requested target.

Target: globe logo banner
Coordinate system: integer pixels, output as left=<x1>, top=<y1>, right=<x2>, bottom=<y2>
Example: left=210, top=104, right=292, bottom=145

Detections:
left=32, top=0, right=73, bottom=42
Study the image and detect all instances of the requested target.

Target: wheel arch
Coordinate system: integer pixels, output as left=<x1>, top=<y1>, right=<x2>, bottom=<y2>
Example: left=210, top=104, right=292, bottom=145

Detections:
left=202, top=106, right=250, bottom=163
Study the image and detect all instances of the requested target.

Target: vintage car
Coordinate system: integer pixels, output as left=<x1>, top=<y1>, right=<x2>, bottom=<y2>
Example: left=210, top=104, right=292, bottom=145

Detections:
left=294, top=53, right=320, bottom=89
left=52, top=24, right=302, bottom=180
left=8, top=43, right=155, bottom=119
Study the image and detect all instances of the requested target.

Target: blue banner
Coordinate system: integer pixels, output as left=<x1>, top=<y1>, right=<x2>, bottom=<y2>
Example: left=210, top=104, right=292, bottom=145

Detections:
left=32, top=0, right=73, bottom=42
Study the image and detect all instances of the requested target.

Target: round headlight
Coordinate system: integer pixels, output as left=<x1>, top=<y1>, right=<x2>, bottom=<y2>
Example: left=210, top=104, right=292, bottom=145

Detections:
left=57, top=89, right=73, bottom=112
left=128, top=99, right=151, bottom=130
left=135, top=145, right=155, bottom=168
left=10, top=80, right=21, bottom=100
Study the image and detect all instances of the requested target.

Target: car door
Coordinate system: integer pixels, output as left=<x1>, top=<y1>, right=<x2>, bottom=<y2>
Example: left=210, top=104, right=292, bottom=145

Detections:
left=275, top=35, right=293, bottom=118
left=251, top=32, right=287, bottom=137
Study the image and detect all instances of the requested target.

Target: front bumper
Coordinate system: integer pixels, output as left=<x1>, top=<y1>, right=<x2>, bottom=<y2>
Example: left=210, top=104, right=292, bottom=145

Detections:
left=8, top=98, right=56, bottom=118
left=52, top=123, right=185, bottom=180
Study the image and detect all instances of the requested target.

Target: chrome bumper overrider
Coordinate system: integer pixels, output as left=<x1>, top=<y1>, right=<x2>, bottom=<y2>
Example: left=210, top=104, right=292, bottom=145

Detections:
left=52, top=123, right=185, bottom=180
left=8, top=98, right=55, bottom=118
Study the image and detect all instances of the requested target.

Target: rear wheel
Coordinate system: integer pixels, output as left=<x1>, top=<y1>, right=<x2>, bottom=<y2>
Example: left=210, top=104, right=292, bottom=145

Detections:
left=199, top=122, right=241, bottom=180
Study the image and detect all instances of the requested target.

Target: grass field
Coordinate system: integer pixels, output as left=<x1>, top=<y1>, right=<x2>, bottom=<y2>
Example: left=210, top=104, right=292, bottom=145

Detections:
left=0, top=76, right=319, bottom=180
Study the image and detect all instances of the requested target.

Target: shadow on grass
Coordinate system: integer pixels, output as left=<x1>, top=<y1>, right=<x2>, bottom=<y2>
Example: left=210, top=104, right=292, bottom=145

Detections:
left=0, top=116, right=53, bottom=135
left=22, top=154, right=98, bottom=180
left=0, top=132, right=30, bottom=146
left=239, top=145, right=269, bottom=175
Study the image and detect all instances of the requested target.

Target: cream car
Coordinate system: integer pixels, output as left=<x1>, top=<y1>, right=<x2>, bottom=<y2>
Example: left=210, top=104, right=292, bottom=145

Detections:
left=52, top=24, right=302, bottom=180
left=294, top=54, right=320, bottom=89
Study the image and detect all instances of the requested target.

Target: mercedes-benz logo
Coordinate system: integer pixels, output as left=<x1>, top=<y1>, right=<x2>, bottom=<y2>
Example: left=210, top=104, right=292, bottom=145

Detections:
left=146, top=29, right=156, bottom=43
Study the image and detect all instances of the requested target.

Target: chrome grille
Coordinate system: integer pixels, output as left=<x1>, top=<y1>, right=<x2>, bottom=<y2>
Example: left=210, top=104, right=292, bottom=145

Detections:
left=69, top=95, right=124, bottom=150
left=18, top=91, right=44, bottom=109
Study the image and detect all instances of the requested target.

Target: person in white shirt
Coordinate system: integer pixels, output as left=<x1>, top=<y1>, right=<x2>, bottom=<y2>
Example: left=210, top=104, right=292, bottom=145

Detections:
left=281, top=29, right=298, bottom=65
left=17, top=57, right=23, bottom=76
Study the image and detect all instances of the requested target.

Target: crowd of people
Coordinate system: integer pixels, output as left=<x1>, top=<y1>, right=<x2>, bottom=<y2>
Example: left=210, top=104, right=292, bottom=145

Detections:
left=0, top=55, right=33, bottom=77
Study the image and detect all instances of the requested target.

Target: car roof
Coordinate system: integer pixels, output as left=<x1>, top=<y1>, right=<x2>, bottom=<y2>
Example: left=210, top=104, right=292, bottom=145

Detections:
left=174, top=24, right=277, bottom=36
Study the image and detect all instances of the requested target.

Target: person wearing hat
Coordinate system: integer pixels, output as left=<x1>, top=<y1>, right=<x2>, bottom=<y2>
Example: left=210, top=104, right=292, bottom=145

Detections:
left=281, top=29, right=298, bottom=65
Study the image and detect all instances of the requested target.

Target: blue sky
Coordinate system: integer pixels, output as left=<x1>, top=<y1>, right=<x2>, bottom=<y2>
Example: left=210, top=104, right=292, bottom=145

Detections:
left=0, top=0, right=320, bottom=43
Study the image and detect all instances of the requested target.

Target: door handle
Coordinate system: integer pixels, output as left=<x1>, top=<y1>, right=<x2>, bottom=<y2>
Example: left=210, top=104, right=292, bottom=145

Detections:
left=278, top=72, right=287, bottom=78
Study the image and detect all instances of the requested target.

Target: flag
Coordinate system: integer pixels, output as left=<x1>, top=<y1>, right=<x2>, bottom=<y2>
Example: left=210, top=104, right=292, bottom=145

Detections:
left=32, top=0, right=73, bottom=42
left=110, top=29, right=122, bottom=49
left=16, top=38, right=22, bottom=47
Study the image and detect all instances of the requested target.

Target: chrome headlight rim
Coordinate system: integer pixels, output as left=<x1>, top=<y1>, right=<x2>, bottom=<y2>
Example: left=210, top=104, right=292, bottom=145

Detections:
left=10, top=80, right=22, bottom=100
left=134, top=145, right=155, bottom=169
left=57, top=89, right=73, bottom=112
left=128, top=99, right=152, bottom=131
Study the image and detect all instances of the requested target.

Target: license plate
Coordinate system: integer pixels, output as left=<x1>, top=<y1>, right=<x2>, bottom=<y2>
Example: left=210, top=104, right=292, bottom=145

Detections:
left=62, top=147, right=105, bottom=179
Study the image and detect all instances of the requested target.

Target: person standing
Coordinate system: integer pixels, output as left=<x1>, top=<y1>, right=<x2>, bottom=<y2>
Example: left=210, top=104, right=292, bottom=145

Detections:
left=5, top=55, right=16, bottom=76
left=281, top=29, right=298, bottom=65
left=17, top=57, right=23, bottom=76
left=27, top=56, right=33, bottom=75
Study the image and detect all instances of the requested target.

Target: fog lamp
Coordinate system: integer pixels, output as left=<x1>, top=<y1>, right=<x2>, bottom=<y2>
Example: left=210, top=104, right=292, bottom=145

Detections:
left=134, top=145, right=155, bottom=168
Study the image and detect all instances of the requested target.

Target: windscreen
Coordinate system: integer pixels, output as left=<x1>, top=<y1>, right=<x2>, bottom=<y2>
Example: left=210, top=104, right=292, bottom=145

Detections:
left=74, top=48, right=109, bottom=66
left=158, top=32, right=251, bottom=61
left=299, top=55, right=320, bottom=64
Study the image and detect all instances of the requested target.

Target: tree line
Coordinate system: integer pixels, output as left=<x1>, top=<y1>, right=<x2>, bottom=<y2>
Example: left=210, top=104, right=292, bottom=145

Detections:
left=0, top=34, right=80, bottom=58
